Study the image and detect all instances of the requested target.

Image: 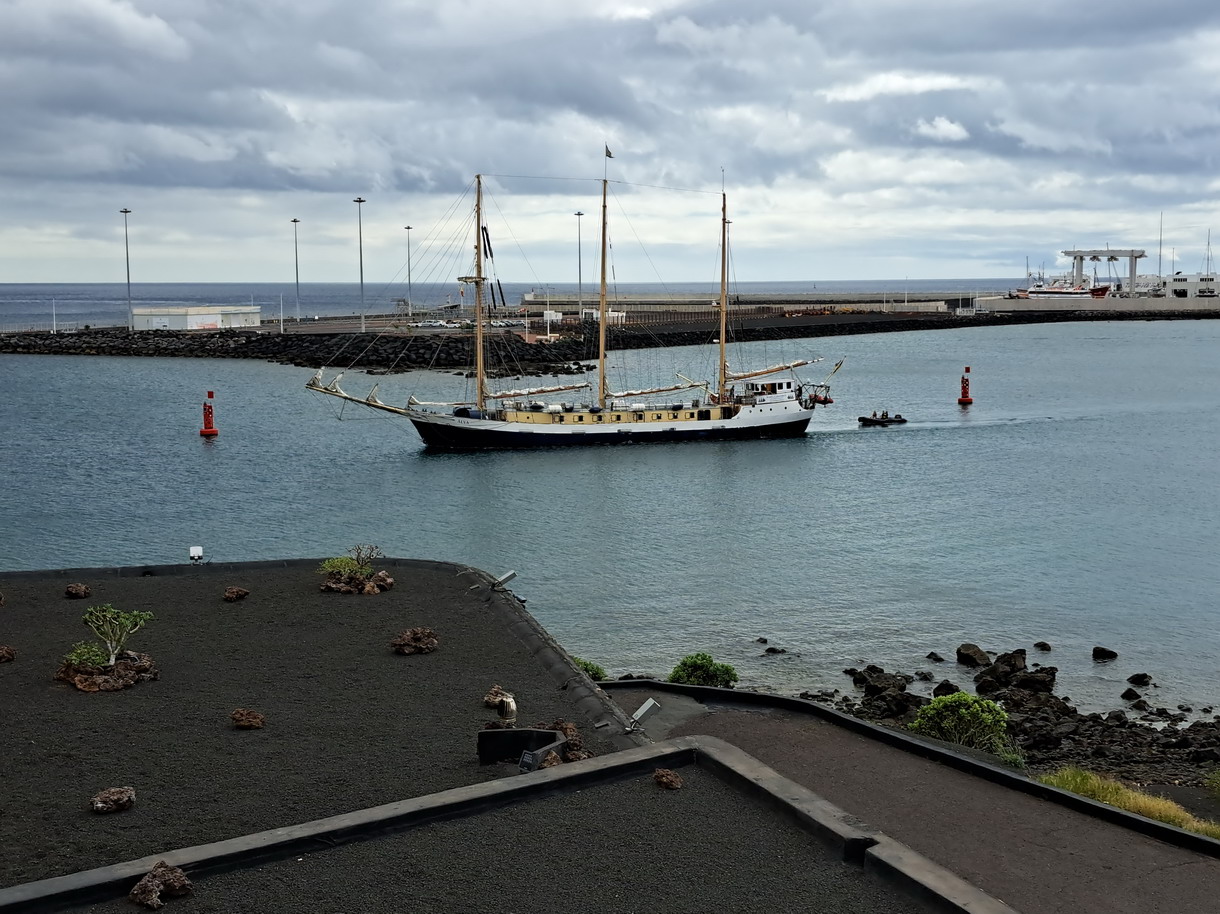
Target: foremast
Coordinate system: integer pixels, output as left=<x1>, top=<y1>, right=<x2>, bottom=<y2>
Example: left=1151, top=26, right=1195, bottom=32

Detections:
left=473, top=175, right=487, bottom=413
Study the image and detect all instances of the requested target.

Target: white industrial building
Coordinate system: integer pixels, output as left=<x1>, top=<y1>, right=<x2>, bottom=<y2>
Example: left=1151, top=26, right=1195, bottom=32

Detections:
left=131, top=305, right=262, bottom=331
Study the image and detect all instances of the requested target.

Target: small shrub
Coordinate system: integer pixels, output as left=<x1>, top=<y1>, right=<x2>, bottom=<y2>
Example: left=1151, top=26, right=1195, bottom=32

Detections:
left=572, top=656, right=608, bottom=680
left=1206, top=769, right=1220, bottom=800
left=317, top=556, right=362, bottom=577
left=908, top=692, right=1009, bottom=753
left=64, top=641, right=108, bottom=669
left=667, top=652, right=738, bottom=688
left=82, top=604, right=154, bottom=667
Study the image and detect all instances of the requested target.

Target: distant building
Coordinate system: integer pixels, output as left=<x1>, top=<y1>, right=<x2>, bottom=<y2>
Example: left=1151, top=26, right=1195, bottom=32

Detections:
left=131, top=305, right=261, bottom=331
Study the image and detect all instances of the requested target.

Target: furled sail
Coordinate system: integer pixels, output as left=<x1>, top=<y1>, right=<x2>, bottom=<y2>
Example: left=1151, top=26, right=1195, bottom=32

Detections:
left=725, top=358, right=819, bottom=382
left=485, top=382, right=591, bottom=400
left=606, top=380, right=704, bottom=399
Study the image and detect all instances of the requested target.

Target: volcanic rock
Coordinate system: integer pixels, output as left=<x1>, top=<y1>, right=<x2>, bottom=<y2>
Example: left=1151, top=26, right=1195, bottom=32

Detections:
left=926, top=651, right=945, bottom=663
left=1127, top=672, right=1153, bottom=687
left=932, top=679, right=961, bottom=698
left=390, top=627, right=439, bottom=654
left=129, top=861, right=192, bottom=910
left=1092, top=646, right=1118, bottom=662
left=1121, top=688, right=1142, bottom=701
left=955, top=643, right=991, bottom=667
left=54, top=651, right=159, bottom=692
left=654, top=768, right=683, bottom=789
left=222, top=586, right=250, bottom=603
left=1033, top=641, right=1052, bottom=651
left=65, top=583, right=90, bottom=599
left=230, top=708, right=265, bottom=729
left=90, top=786, right=136, bottom=814
left=483, top=684, right=513, bottom=708
left=763, top=646, right=787, bottom=655
left=0, top=645, right=15, bottom=663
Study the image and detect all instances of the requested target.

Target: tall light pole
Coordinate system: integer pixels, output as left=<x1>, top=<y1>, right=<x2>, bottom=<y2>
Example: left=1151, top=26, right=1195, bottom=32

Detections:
left=120, top=208, right=132, bottom=330
left=291, top=218, right=301, bottom=323
left=404, top=225, right=413, bottom=317
left=574, top=211, right=584, bottom=313
left=353, top=196, right=366, bottom=332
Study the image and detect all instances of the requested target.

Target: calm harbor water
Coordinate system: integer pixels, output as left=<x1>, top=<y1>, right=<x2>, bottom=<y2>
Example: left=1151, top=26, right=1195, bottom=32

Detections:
left=2, top=308, right=1218, bottom=715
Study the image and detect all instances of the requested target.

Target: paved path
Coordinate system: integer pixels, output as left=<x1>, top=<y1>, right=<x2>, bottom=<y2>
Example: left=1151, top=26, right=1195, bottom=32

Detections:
left=611, top=688, right=1220, bottom=914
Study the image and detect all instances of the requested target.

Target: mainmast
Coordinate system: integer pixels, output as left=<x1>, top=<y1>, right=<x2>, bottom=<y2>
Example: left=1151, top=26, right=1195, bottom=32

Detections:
left=597, top=178, right=609, bottom=409
left=717, top=193, right=729, bottom=404
left=473, top=175, right=487, bottom=412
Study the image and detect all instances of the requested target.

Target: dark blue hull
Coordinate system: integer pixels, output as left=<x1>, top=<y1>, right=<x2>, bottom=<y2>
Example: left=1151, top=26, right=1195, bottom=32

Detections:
left=409, top=415, right=813, bottom=450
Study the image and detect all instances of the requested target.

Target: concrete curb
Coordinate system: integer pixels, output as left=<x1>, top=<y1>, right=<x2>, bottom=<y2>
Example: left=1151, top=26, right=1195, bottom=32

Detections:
left=600, top=679, right=1220, bottom=859
left=0, top=735, right=1015, bottom=914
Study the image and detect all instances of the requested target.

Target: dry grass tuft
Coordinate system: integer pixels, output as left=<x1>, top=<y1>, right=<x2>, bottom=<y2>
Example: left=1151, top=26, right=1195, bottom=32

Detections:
left=1040, top=767, right=1220, bottom=839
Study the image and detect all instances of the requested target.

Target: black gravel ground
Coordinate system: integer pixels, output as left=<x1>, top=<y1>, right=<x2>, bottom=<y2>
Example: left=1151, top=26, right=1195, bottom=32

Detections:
left=62, top=768, right=933, bottom=914
left=0, top=560, right=619, bottom=889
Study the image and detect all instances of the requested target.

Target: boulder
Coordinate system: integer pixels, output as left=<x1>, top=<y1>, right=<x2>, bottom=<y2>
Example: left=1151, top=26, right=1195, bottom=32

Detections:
left=914, top=670, right=933, bottom=682
left=65, top=583, right=90, bottom=599
left=1011, top=666, right=1058, bottom=694
left=1033, top=641, right=1053, bottom=651
left=932, top=679, right=961, bottom=698
left=90, top=786, right=135, bottom=814
left=0, top=645, right=15, bottom=663
left=973, top=649, right=1027, bottom=688
left=863, top=673, right=909, bottom=697
left=54, top=651, right=159, bottom=692
left=1092, top=646, right=1118, bottom=662
left=955, top=643, right=991, bottom=668
left=763, top=646, right=787, bottom=655
left=222, top=586, right=250, bottom=603
left=926, top=651, right=945, bottom=663
left=1121, top=688, right=1142, bottom=701
left=1127, top=672, right=1153, bottom=687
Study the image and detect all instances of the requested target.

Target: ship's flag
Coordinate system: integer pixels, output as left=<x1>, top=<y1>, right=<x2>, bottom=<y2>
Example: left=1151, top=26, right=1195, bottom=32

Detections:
left=605, top=144, right=613, bottom=158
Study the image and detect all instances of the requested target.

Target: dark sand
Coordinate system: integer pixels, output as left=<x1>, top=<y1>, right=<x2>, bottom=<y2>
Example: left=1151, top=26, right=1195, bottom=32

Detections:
left=62, top=768, right=931, bottom=914
left=0, top=560, right=618, bottom=888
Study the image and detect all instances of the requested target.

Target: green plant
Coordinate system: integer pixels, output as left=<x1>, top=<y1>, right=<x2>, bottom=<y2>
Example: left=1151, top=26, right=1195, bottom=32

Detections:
left=908, top=692, right=1010, bottom=753
left=667, top=652, right=738, bottom=688
left=317, top=556, right=362, bottom=577
left=82, top=604, right=154, bottom=667
left=64, top=640, right=109, bottom=669
left=572, top=656, right=608, bottom=680
left=1207, top=769, right=1220, bottom=800
left=1041, top=767, right=1220, bottom=839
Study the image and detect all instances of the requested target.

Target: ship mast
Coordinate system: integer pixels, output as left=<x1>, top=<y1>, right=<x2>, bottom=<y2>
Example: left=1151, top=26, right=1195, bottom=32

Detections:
left=718, top=193, right=729, bottom=404
left=597, top=177, right=609, bottom=409
left=473, top=175, right=487, bottom=412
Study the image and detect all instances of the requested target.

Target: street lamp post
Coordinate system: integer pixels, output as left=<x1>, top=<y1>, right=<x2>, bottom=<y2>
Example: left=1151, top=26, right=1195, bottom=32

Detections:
left=574, top=211, right=584, bottom=315
left=404, top=225, right=413, bottom=317
left=354, top=197, right=366, bottom=332
left=120, top=208, right=132, bottom=330
left=291, top=218, right=301, bottom=323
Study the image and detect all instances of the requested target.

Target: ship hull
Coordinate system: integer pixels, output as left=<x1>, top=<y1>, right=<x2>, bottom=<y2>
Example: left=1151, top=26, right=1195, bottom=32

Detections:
left=408, top=410, right=814, bottom=450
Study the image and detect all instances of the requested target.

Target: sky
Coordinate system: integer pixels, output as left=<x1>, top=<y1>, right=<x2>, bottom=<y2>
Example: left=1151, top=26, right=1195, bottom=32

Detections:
left=3, top=0, right=1220, bottom=287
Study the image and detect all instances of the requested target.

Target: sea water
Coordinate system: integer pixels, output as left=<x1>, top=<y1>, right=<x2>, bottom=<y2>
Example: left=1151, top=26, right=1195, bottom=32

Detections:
left=2, top=303, right=1217, bottom=715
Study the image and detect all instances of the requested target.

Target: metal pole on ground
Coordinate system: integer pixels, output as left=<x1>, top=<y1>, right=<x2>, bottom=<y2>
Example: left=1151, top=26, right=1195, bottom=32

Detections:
left=120, top=208, right=132, bottom=330
left=354, top=197, right=366, bottom=332
left=291, top=218, right=301, bottom=322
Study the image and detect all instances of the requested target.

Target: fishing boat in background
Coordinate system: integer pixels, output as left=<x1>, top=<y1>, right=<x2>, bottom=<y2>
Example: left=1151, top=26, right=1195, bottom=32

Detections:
left=1014, top=274, right=1110, bottom=300
left=309, top=173, right=835, bottom=449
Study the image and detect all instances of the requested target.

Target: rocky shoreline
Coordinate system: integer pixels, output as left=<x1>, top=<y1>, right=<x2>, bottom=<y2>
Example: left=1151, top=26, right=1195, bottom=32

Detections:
left=816, top=644, right=1220, bottom=788
left=2, top=310, right=1218, bottom=373
left=622, top=640, right=1220, bottom=790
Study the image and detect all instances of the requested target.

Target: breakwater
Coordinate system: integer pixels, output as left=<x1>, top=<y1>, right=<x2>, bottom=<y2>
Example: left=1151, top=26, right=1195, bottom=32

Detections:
left=1, top=310, right=1217, bottom=372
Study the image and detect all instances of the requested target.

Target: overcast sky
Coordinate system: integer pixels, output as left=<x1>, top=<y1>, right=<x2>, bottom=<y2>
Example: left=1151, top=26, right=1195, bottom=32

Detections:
left=3, top=0, right=1220, bottom=288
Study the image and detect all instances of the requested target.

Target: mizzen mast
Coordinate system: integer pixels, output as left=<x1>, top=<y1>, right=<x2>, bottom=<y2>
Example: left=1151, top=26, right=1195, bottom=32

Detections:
left=597, top=178, right=609, bottom=409
left=718, top=193, right=729, bottom=404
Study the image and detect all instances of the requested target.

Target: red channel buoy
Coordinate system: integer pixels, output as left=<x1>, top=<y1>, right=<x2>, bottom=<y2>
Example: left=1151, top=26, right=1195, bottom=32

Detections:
left=958, top=367, right=973, bottom=406
left=200, top=390, right=219, bottom=437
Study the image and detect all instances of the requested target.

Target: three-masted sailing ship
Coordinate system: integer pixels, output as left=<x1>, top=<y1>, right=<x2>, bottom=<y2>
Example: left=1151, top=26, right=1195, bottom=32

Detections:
left=309, top=174, right=833, bottom=449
